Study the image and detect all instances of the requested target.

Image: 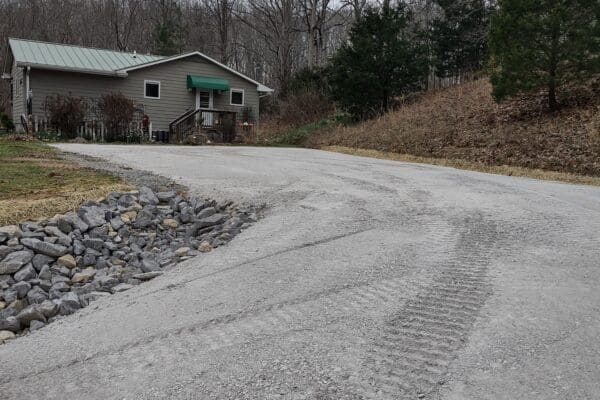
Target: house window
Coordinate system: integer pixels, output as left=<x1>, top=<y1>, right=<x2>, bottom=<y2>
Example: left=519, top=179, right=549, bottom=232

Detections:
left=144, top=80, right=160, bottom=99
left=230, top=89, right=244, bottom=106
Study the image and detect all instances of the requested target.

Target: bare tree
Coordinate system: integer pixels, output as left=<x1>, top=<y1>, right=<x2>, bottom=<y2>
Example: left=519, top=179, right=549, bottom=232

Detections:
left=0, top=0, right=356, bottom=96
left=238, top=0, right=300, bottom=87
left=342, top=0, right=367, bottom=21
left=106, top=0, right=143, bottom=51
left=299, top=0, right=341, bottom=67
left=204, top=0, right=236, bottom=63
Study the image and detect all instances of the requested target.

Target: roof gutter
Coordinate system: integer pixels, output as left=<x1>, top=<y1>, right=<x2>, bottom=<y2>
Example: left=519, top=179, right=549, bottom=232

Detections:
left=15, top=62, right=128, bottom=77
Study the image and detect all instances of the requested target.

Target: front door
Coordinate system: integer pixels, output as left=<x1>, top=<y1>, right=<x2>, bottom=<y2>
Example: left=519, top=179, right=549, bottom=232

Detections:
left=195, top=89, right=213, bottom=126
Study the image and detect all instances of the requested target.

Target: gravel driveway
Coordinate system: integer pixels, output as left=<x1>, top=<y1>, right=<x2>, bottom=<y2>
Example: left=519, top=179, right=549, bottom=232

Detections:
left=2, top=144, right=599, bottom=400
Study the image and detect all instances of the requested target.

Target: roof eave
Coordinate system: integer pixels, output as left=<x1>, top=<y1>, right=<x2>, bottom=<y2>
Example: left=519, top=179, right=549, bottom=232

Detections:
left=120, top=51, right=273, bottom=93
left=257, top=84, right=274, bottom=93
left=15, top=61, right=128, bottom=77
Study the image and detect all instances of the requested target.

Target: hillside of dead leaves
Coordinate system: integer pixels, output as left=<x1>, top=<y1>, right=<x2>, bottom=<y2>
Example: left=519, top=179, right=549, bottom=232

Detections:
left=308, top=79, right=600, bottom=177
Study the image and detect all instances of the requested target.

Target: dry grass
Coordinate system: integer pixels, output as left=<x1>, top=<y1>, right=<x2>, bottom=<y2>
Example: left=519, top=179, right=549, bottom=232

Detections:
left=308, top=79, right=600, bottom=177
left=0, top=184, right=130, bottom=225
left=0, top=138, right=130, bottom=224
left=324, top=146, right=600, bottom=186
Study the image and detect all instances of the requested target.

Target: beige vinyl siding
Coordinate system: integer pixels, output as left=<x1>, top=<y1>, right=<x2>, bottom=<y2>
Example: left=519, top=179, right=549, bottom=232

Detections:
left=11, top=61, right=24, bottom=130
left=29, top=55, right=260, bottom=131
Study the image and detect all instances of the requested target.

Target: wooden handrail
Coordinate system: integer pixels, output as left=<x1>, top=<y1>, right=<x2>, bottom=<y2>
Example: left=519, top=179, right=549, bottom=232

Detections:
left=169, top=108, right=199, bottom=130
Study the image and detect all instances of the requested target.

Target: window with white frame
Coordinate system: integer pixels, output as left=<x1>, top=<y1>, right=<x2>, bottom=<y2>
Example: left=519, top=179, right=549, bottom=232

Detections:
left=144, top=80, right=160, bottom=99
left=230, top=89, right=244, bottom=106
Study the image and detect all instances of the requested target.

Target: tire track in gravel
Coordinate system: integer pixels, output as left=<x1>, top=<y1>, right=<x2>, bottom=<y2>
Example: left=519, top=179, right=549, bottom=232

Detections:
left=1, top=215, right=457, bottom=397
left=358, top=213, right=504, bottom=400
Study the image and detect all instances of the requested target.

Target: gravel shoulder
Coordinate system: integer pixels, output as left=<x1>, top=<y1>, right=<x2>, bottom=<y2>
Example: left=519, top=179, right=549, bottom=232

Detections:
left=61, top=151, right=186, bottom=194
left=1, top=144, right=599, bottom=400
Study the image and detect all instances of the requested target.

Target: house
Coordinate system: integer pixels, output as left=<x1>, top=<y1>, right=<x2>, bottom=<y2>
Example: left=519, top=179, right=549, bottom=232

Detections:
left=1, top=38, right=273, bottom=142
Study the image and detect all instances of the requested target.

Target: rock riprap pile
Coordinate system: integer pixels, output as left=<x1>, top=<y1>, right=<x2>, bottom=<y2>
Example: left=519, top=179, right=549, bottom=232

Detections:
left=0, top=187, right=256, bottom=342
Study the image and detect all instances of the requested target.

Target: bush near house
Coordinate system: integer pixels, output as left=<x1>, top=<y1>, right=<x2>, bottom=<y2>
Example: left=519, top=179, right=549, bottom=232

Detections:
left=0, top=113, right=14, bottom=132
left=44, top=95, right=86, bottom=139
left=98, top=93, right=136, bottom=142
left=259, top=67, right=334, bottom=141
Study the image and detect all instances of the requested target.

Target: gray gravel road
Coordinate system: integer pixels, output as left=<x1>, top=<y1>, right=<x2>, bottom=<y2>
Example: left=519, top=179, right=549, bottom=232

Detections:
left=2, top=144, right=600, bottom=400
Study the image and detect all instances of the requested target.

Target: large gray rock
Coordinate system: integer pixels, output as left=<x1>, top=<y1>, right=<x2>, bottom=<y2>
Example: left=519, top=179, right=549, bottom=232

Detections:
left=0, top=275, right=14, bottom=290
left=21, top=231, right=46, bottom=239
left=0, top=225, right=23, bottom=239
left=31, top=254, right=54, bottom=271
left=12, top=281, right=31, bottom=299
left=117, top=194, right=137, bottom=207
left=56, top=218, right=72, bottom=234
left=82, top=253, right=97, bottom=266
left=2, top=289, right=17, bottom=304
left=57, top=292, right=81, bottom=315
left=21, top=222, right=41, bottom=232
left=192, top=199, right=207, bottom=213
left=50, top=280, right=70, bottom=291
left=38, top=280, right=52, bottom=292
left=17, top=305, right=46, bottom=327
left=43, top=226, right=72, bottom=246
left=196, top=207, right=216, bottom=219
left=95, top=257, right=109, bottom=269
left=88, top=225, right=109, bottom=239
left=21, top=238, right=67, bottom=258
left=38, top=264, right=52, bottom=281
left=138, top=187, right=159, bottom=206
left=59, top=212, right=89, bottom=233
left=13, top=264, right=37, bottom=282
left=109, top=217, right=124, bottom=231
left=156, top=191, right=176, bottom=203
left=73, top=240, right=86, bottom=255
left=29, top=319, right=45, bottom=331
left=0, top=245, right=16, bottom=260
left=95, top=275, right=120, bottom=291
left=179, top=207, right=194, bottom=223
left=38, top=300, right=59, bottom=318
left=0, top=316, right=20, bottom=333
left=196, top=213, right=227, bottom=229
left=133, top=210, right=154, bottom=229
left=83, top=238, right=104, bottom=251
left=0, top=250, right=34, bottom=275
left=27, top=286, right=49, bottom=304
left=140, top=258, right=161, bottom=273
left=78, top=206, right=107, bottom=228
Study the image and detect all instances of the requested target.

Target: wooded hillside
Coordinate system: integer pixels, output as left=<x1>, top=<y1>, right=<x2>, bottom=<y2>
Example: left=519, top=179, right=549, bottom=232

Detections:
left=309, top=79, right=600, bottom=177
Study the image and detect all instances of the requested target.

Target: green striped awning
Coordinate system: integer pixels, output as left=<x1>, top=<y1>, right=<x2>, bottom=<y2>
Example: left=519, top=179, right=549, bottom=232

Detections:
left=187, top=75, right=230, bottom=91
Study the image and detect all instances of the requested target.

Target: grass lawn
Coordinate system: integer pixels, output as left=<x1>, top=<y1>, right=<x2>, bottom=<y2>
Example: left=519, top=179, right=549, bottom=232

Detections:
left=0, top=139, right=130, bottom=225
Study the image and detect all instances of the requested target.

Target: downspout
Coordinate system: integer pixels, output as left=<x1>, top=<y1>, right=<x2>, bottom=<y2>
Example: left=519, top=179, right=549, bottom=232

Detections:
left=25, top=66, right=31, bottom=115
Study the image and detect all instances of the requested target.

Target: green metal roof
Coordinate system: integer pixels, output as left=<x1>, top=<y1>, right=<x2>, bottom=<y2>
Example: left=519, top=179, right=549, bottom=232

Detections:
left=7, top=38, right=273, bottom=92
left=187, top=75, right=230, bottom=91
left=9, top=38, right=164, bottom=76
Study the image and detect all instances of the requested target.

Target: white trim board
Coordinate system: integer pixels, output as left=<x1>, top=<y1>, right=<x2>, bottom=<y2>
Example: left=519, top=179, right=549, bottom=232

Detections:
left=230, top=88, right=245, bottom=106
left=144, top=80, right=161, bottom=99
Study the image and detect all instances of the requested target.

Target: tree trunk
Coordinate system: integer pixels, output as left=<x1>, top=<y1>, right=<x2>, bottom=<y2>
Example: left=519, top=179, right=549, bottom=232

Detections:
left=548, top=23, right=560, bottom=111
left=548, top=81, right=558, bottom=111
